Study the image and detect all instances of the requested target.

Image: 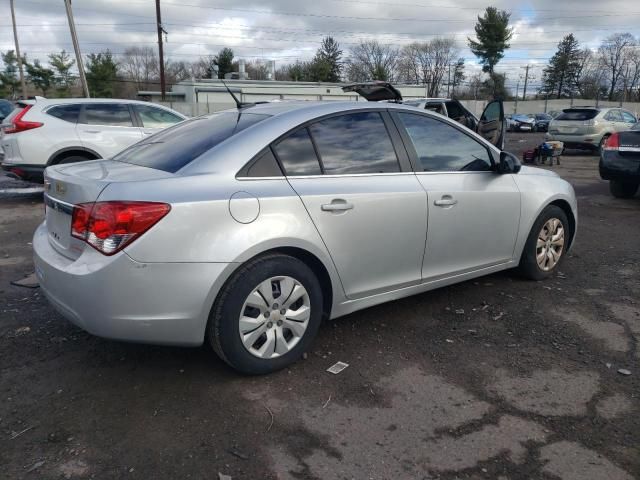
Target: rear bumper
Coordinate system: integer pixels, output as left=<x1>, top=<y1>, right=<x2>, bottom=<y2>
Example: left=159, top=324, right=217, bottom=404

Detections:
left=546, top=133, right=602, bottom=149
left=33, top=222, right=231, bottom=346
left=599, top=154, right=640, bottom=181
left=1, top=162, right=45, bottom=182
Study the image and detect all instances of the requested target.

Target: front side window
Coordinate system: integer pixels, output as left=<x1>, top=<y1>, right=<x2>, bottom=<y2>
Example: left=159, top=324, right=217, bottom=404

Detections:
left=84, top=103, right=133, bottom=127
left=47, top=104, right=81, bottom=123
left=398, top=113, right=493, bottom=172
left=621, top=110, right=637, bottom=123
left=308, top=112, right=399, bottom=174
left=134, top=104, right=183, bottom=128
left=114, top=111, right=270, bottom=173
left=273, top=128, right=322, bottom=176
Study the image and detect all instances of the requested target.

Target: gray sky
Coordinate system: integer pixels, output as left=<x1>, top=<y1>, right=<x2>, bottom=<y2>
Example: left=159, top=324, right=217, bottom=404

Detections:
left=2, top=0, right=640, bottom=90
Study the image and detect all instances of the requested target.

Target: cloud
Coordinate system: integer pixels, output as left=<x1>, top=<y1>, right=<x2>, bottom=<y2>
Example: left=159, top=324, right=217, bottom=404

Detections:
left=1, top=0, right=639, bottom=91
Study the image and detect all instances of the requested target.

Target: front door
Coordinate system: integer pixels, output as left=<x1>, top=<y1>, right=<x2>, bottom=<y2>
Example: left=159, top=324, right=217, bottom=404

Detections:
left=393, top=111, right=520, bottom=280
left=273, top=111, right=428, bottom=299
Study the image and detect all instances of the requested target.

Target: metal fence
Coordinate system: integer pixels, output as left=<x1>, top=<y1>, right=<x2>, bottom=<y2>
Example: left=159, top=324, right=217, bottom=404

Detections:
left=153, top=99, right=640, bottom=118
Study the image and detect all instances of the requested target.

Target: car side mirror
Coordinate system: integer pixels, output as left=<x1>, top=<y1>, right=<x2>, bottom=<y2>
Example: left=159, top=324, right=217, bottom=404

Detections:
left=497, top=151, right=521, bottom=174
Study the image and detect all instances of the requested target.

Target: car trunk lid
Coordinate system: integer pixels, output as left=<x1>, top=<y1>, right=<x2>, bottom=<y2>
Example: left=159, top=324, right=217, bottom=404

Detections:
left=44, top=160, right=173, bottom=259
left=342, top=82, right=403, bottom=102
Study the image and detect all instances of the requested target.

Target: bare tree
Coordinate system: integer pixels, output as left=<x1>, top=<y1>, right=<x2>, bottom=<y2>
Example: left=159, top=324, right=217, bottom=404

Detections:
left=397, top=38, right=459, bottom=95
left=346, top=40, right=399, bottom=82
left=574, top=49, right=605, bottom=99
left=621, top=47, right=640, bottom=101
left=599, top=33, right=636, bottom=100
left=121, top=46, right=158, bottom=91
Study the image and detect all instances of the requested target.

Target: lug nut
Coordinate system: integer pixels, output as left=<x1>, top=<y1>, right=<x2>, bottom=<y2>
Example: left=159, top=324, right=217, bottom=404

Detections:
left=267, top=322, right=273, bottom=328
left=264, top=311, right=270, bottom=317
left=280, top=309, right=286, bottom=315
left=273, top=303, right=279, bottom=309
left=277, top=320, right=283, bottom=326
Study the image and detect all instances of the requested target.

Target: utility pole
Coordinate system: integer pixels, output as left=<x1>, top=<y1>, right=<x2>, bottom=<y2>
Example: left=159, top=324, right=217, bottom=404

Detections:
left=446, top=63, right=451, bottom=96
left=64, top=0, right=90, bottom=97
left=155, top=0, right=167, bottom=100
left=514, top=79, right=520, bottom=114
left=9, top=0, right=27, bottom=99
left=520, top=65, right=533, bottom=101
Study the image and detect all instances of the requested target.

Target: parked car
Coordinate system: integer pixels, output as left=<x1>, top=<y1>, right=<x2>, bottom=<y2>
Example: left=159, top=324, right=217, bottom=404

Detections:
left=507, top=114, right=536, bottom=132
left=0, top=98, right=187, bottom=182
left=547, top=110, right=562, bottom=119
left=546, top=107, right=638, bottom=153
left=599, top=122, right=640, bottom=198
left=34, top=100, right=577, bottom=374
left=0, top=99, right=14, bottom=122
left=343, top=82, right=480, bottom=131
left=532, top=113, right=553, bottom=132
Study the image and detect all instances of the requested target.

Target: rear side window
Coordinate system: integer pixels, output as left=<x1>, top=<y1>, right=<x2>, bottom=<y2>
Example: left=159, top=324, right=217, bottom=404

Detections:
left=273, top=128, right=322, bottom=176
left=604, top=110, right=623, bottom=122
left=113, top=111, right=270, bottom=173
left=47, top=104, right=81, bottom=123
left=308, top=112, right=400, bottom=174
left=134, top=104, right=183, bottom=128
left=556, top=109, right=599, bottom=121
left=84, top=103, right=133, bottom=126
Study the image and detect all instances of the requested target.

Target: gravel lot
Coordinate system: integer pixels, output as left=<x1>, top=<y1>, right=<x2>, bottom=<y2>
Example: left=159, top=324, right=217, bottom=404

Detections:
left=1, top=132, right=639, bottom=479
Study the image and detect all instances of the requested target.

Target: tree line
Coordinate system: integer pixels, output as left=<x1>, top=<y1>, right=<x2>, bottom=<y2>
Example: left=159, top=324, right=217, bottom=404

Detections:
left=541, top=33, right=640, bottom=101
left=2, top=5, right=638, bottom=102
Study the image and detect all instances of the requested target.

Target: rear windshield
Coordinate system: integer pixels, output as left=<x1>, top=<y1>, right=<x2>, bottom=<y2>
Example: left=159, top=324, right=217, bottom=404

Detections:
left=556, top=109, right=599, bottom=121
left=0, top=100, right=14, bottom=118
left=113, top=111, right=270, bottom=172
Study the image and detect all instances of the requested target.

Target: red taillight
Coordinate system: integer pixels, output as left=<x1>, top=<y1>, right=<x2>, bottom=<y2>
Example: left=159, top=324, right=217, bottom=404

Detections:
left=4, top=105, right=43, bottom=134
left=603, top=133, right=620, bottom=151
left=71, top=201, right=171, bottom=255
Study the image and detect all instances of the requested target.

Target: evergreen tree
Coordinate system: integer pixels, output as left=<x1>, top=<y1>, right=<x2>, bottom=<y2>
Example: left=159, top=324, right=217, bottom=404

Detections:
left=467, top=7, right=513, bottom=74
left=85, top=51, right=118, bottom=97
left=25, top=60, right=55, bottom=96
left=451, top=58, right=466, bottom=96
left=0, top=50, right=26, bottom=98
left=48, top=50, right=76, bottom=96
left=312, top=36, right=343, bottom=82
left=214, top=48, right=234, bottom=79
left=541, top=34, right=582, bottom=98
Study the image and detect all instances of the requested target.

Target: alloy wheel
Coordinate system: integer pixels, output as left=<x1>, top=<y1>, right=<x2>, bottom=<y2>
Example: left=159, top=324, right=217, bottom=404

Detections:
left=238, top=276, right=311, bottom=359
left=536, top=218, right=565, bottom=271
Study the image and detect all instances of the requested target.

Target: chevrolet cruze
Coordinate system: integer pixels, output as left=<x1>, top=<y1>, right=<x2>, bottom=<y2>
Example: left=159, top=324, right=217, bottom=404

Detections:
left=34, top=100, right=577, bottom=374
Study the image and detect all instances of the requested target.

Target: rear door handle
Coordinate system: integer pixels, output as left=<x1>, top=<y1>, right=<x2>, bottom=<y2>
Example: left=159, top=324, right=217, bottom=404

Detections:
left=83, top=130, right=101, bottom=133
left=434, top=196, right=458, bottom=207
left=321, top=201, right=354, bottom=212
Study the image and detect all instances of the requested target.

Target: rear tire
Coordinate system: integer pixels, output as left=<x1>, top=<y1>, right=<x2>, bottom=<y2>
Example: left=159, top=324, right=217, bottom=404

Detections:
left=53, top=153, right=96, bottom=165
left=610, top=180, right=639, bottom=199
left=207, top=254, right=323, bottom=375
left=518, top=205, right=569, bottom=281
left=598, top=134, right=610, bottom=156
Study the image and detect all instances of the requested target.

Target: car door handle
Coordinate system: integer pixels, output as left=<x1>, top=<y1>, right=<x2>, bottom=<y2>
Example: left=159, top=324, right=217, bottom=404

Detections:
left=321, top=201, right=354, bottom=212
left=434, top=196, right=458, bottom=207
left=143, top=131, right=154, bottom=135
left=83, top=129, right=101, bottom=134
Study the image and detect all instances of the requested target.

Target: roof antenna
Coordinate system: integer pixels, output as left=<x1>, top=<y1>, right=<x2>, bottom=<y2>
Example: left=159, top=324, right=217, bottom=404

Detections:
left=221, top=79, right=253, bottom=110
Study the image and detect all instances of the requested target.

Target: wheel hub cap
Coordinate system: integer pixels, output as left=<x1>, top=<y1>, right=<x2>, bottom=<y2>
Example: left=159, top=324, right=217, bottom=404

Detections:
left=536, top=218, right=565, bottom=272
left=238, top=276, right=311, bottom=359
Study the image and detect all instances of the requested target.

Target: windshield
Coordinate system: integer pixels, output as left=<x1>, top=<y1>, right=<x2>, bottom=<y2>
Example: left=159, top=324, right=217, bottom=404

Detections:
left=556, top=109, right=599, bottom=121
left=114, top=111, right=270, bottom=172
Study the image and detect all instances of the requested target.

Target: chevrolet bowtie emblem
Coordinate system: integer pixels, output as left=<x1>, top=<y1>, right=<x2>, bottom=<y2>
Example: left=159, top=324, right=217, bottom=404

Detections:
left=55, top=182, right=67, bottom=195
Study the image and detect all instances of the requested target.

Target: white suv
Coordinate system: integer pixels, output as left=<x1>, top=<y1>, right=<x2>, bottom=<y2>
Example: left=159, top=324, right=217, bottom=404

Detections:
left=0, top=98, right=187, bottom=182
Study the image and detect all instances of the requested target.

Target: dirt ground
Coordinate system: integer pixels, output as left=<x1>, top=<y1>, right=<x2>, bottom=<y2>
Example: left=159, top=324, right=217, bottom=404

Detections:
left=1, top=132, right=639, bottom=479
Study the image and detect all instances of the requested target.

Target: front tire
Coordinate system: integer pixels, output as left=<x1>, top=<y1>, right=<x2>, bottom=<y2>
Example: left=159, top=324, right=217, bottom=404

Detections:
left=207, top=254, right=323, bottom=375
left=610, top=180, right=639, bottom=198
left=518, top=205, right=569, bottom=280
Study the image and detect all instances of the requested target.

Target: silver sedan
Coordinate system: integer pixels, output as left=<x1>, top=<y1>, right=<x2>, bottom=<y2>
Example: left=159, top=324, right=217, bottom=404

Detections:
left=34, top=100, right=577, bottom=374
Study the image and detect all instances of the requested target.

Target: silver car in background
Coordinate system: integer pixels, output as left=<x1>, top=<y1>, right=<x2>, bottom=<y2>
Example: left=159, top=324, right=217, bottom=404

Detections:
left=34, top=100, right=577, bottom=374
left=546, top=106, right=638, bottom=152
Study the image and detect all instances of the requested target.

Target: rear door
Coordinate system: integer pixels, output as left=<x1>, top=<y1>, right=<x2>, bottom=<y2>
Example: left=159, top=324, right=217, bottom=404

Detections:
left=392, top=111, right=520, bottom=280
left=277, top=110, right=428, bottom=299
left=132, top=104, right=185, bottom=137
left=77, top=103, right=143, bottom=158
left=604, top=109, right=624, bottom=131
